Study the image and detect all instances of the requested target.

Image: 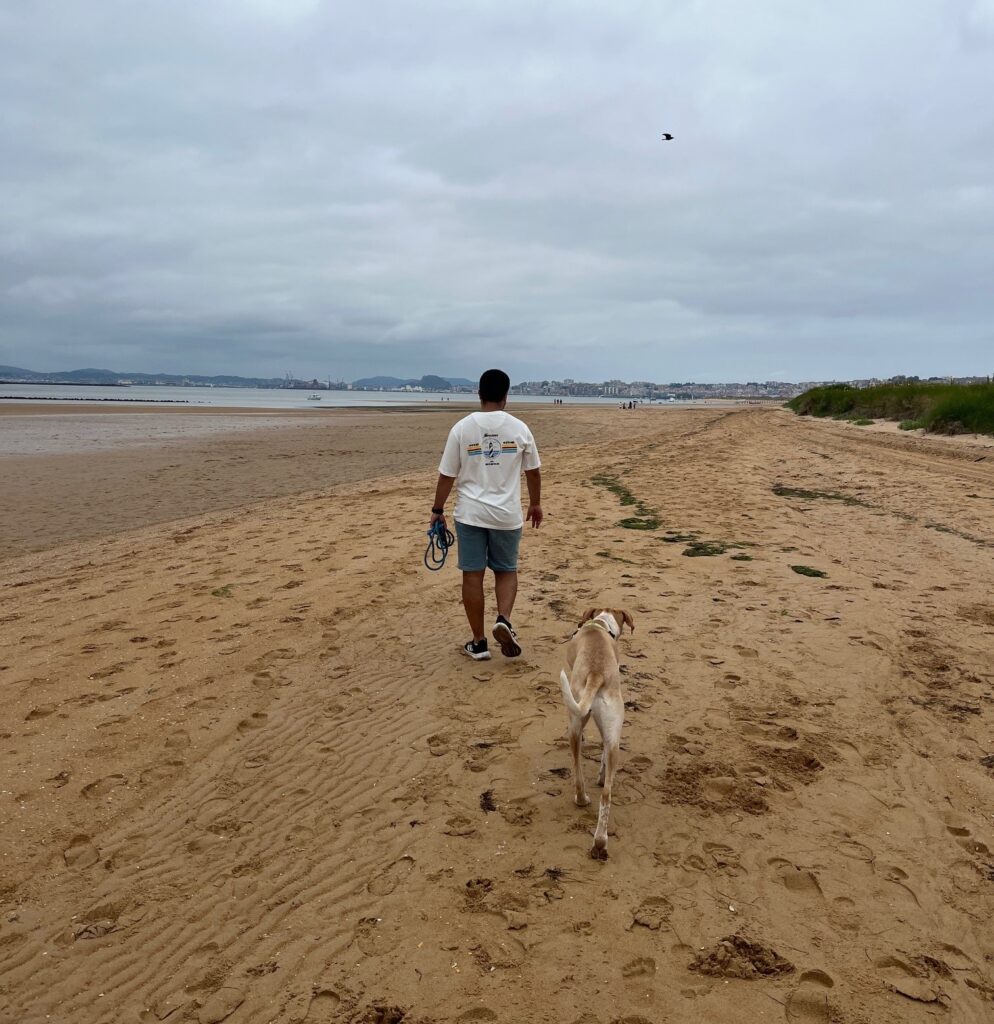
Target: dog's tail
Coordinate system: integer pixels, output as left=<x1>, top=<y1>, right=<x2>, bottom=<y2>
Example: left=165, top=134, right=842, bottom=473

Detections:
left=559, top=669, right=604, bottom=719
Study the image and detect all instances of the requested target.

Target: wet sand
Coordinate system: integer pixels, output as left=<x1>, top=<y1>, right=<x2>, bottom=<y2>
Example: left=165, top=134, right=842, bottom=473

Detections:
left=0, top=403, right=627, bottom=558
left=1, top=405, right=993, bottom=1023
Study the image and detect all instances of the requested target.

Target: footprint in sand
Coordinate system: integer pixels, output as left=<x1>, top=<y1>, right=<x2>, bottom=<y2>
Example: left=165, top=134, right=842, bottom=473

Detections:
left=741, top=722, right=799, bottom=746
left=703, top=842, right=745, bottom=876
left=81, top=774, right=128, bottom=799
left=444, top=815, right=477, bottom=837
left=502, top=800, right=538, bottom=825
left=829, top=896, right=861, bottom=932
left=878, top=864, right=921, bottom=906
left=623, top=754, right=653, bottom=774
left=945, top=821, right=992, bottom=858
left=769, top=859, right=823, bottom=896
left=63, top=834, right=100, bottom=868
left=630, top=896, right=672, bottom=930
left=304, top=988, right=341, bottom=1022
left=197, top=986, right=246, bottom=1024
left=25, top=703, right=59, bottom=720
left=958, top=835, right=991, bottom=857
left=427, top=733, right=451, bottom=757
left=237, top=712, right=269, bottom=733
left=353, top=916, right=394, bottom=956
left=785, top=970, right=834, bottom=1022
left=835, top=837, right=874, bottom=862
left=622, top=956, right=657, bottom=978
left=873, top=956, right=943, bottom=1004
left=702, top=776, right=737, bottom=800
left=367, top=856, right=415, bottom=896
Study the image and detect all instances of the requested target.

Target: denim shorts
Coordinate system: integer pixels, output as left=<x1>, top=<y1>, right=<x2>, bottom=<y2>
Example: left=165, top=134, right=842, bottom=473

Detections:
left=455, top=521, right=522, bottom=572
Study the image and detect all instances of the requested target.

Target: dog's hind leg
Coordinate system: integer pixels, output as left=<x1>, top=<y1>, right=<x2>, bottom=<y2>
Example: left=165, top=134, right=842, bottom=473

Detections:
left=597, top=746, right=607, bottom=788
left=568, top=717, right=590, bottom=807
left=591, top=708, right=622, bottom=859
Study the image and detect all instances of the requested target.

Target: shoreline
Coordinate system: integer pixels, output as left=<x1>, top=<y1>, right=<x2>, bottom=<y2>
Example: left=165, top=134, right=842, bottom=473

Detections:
left=0, top=395, right=760, bottom=414
left=0, top=402, right=670, bottom=558
left=5, top=403, right=989, bottom=560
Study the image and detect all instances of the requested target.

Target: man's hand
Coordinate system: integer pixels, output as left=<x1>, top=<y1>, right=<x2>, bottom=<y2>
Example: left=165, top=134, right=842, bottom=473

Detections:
left=526, top=504, right=543, bottom=528
left=431, top=474, right=456, bottom=530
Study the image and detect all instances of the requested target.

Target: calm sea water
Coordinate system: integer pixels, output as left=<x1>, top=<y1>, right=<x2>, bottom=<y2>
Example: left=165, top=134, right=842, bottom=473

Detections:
left=0, top=383, right=628, bottom=410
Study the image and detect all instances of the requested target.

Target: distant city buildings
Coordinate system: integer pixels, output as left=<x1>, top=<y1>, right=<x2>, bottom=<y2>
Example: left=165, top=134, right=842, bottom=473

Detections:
left=511, top=374, right=991, bottom=400
left=511, top=378, right=803, bottom=400
left=3, top=367, right=989, bottom=396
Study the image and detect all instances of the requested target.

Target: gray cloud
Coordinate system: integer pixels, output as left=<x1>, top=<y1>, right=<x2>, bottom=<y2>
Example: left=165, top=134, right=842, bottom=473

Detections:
left=1, top=0, right=992, bottom=383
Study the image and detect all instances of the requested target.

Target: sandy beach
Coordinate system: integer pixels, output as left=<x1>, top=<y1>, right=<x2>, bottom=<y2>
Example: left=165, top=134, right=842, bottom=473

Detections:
left=1, top=403, right=993, bottom=1024
left=0, top=403, right=636, bottom=558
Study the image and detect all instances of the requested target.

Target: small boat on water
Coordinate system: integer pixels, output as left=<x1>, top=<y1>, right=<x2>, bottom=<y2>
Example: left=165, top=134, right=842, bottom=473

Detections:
left=306, top=394, right=322, bottom=401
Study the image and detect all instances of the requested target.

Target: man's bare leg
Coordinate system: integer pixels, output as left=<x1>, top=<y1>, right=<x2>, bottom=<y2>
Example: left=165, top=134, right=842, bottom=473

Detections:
left=462, top=570, right=486, bottom=641
left=494, top=570, right=518, bottom=621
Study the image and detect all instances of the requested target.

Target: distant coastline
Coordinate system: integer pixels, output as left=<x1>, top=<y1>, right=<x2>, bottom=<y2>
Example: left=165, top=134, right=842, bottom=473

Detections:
left=2, top=364, right=990, bottom=403
left=0, top=379, right=130, bottom=387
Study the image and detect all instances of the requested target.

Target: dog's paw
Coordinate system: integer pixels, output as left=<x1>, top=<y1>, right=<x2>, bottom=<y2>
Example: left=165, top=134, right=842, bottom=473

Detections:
left=589, top=842, right=609, bottom=861
left=574, top=794, right=591, bottom=807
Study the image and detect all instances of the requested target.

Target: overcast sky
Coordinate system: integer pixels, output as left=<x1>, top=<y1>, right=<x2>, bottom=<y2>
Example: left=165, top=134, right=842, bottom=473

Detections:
left=2, top=1, right=992, bottom=383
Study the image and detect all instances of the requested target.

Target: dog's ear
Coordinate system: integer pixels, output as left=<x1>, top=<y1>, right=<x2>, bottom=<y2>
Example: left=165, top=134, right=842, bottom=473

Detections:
left=580, top=607, right=599, bottom=625
left=616, top=609, right=635, bottom=634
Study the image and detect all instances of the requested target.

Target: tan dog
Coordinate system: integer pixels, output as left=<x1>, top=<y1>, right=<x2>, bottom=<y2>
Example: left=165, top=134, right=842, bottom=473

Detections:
left=559, top=607, right=634, bottom=859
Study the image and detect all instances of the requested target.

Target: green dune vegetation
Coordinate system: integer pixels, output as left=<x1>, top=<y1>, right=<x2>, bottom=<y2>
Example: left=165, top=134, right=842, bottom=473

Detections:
left=787, top=381, right=994, bottom=437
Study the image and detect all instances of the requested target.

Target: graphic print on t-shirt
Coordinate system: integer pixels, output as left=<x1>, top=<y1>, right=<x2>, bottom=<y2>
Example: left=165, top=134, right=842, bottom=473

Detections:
left=483, top=433, right=501, bottom=463
left=468, top=433, right=520, bottom=466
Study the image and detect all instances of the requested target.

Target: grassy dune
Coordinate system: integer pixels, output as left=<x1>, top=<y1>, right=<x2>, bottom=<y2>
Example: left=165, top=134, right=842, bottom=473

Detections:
left=787, top=381, right=994, bottom=436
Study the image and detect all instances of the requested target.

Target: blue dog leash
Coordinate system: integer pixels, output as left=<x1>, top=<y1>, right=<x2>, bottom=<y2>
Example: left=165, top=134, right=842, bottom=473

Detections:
left=424, top=519, right=455, bottom=571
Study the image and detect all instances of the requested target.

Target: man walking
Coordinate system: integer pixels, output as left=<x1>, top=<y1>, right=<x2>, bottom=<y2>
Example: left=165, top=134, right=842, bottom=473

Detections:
left=430, top=369, right=542, bottom=660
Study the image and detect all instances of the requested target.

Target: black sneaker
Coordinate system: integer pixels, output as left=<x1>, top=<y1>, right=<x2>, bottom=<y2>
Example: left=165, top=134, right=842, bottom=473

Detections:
left=463, top=638, right=491, bottom=661
left=492, top=616, right=522, bottom=658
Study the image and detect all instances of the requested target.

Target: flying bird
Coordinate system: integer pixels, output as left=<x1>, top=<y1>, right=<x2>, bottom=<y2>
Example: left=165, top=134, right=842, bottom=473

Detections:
left=661, top=133, right=674, bottom=141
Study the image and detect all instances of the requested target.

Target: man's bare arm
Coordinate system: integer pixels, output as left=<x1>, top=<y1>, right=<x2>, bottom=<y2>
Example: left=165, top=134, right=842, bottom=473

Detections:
left=431, top=474, right=456, bottom=526
left=525, top=468, right=543, bottom=528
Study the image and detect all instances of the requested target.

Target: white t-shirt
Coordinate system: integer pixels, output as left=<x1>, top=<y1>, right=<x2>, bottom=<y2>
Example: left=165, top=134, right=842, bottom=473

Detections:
left=438, top=410, right=541, bottom=529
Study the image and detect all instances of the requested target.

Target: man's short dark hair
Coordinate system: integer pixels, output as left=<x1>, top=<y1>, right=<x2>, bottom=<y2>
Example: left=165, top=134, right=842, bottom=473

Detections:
left=479, top=368, right=511, bottom=403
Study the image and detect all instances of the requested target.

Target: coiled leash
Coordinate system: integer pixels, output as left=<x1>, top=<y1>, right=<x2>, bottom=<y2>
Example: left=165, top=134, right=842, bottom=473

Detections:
left=424, top=519, right=455, bottom=571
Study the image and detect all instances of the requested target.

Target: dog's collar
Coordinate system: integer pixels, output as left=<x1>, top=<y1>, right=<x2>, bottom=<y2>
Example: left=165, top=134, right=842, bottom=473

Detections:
left=582, top=618, right=619, bottom=640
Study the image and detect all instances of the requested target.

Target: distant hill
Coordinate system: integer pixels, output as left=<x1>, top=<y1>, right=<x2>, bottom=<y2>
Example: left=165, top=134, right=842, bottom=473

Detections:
left=0, top=365, right=287, bottom=388
left=2, top=366, right=478, bottom=390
